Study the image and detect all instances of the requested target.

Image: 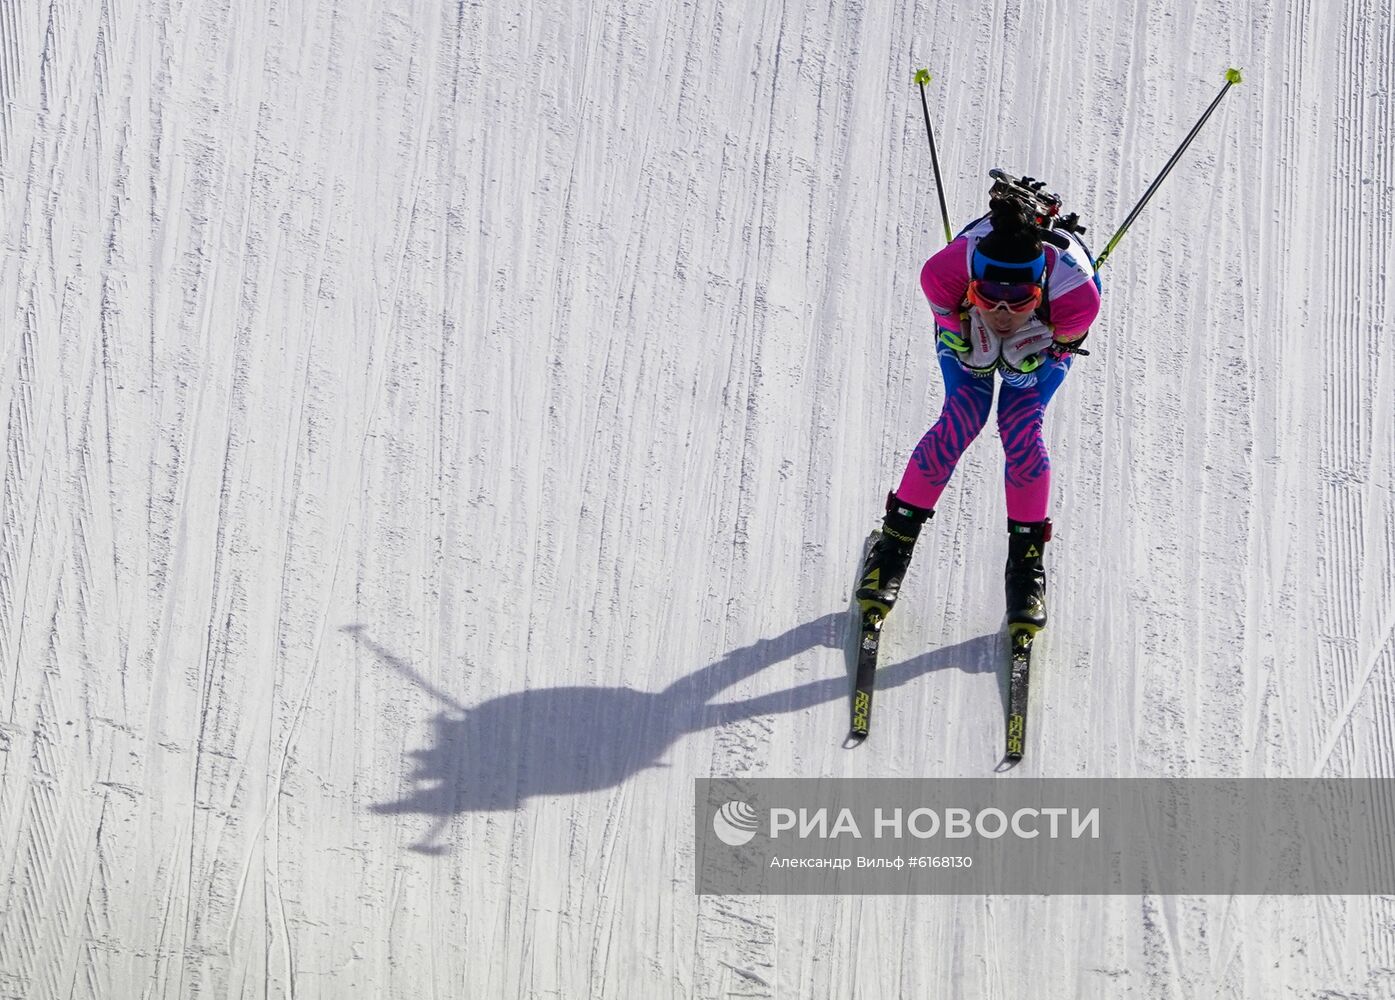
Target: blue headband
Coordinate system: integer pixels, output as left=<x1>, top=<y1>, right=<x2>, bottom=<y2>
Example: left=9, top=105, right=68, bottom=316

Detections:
left=972, top=248, right=1046, bottom=284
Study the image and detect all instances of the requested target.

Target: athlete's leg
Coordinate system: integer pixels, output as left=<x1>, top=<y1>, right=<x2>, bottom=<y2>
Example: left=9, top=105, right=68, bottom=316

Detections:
left=894, top=344, right=996, bottom=509
left=996, top=353, right=1073, bottom=521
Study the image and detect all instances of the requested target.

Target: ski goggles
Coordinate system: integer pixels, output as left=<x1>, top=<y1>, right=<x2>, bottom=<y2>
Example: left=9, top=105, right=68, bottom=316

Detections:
left=966, top=280, right=1043, bottom=314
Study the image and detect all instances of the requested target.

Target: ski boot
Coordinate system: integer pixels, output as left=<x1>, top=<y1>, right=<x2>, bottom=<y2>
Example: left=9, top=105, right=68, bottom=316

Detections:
left=1005, top=517, right=1051, bottom=632
left=856, top=493, right=933, bottom=622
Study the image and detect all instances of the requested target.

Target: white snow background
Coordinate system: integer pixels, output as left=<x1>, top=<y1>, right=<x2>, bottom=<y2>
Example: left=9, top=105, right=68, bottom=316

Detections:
left=1, top=0, right=1394, bottom=996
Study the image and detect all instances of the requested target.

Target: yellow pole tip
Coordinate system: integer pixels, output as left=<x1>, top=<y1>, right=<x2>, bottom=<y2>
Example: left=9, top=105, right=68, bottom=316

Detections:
left=1225, top=68, right=1243, bottom=84
left=914, top=68, right=931, bottom=86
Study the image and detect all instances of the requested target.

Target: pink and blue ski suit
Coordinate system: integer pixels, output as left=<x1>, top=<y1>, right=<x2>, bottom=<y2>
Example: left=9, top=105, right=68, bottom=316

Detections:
left=896, top=217, right=1102, bottom=521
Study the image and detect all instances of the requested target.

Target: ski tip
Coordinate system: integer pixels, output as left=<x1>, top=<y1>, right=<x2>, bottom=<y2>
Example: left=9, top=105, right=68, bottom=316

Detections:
left=844, top=729, right=868, bottom=749
left=993, top=750, right=1023, bottom=772
left=913, top=68, right=931, bottom=86
left=1224, top=67, right=1243, bottom=84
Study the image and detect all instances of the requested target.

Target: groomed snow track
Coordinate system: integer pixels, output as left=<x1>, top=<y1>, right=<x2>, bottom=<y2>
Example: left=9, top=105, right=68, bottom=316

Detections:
left=1, top=0, right=1394, bottom=996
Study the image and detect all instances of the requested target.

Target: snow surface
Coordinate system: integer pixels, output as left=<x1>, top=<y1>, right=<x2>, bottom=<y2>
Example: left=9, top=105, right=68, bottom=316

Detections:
left=1, top=0, right=1393, bottom=996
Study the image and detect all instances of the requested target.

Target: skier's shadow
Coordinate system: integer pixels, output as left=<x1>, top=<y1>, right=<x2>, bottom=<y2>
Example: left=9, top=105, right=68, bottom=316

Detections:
left=346, top=616, right=999, bottom=852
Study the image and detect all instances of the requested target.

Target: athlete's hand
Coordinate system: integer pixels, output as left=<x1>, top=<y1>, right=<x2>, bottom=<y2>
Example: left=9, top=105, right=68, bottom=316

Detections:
left=942, top=311, right=999, bottom=377
left=1000, top=317, right=1054, bottom=372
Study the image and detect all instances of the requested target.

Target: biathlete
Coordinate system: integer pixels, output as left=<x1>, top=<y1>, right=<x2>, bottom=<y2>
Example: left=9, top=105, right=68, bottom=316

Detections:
left=856, top=174, right=1103, bottom=631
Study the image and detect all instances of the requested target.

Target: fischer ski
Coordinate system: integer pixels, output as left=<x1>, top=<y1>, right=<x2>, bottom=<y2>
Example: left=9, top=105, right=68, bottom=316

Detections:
left=1004, top=626, right=1036, bottom=760
left=847, top=599, right=887, bottom=744
left=845, top=500, right=930, bottom=746
left=846, top=529, right=892, bottom=746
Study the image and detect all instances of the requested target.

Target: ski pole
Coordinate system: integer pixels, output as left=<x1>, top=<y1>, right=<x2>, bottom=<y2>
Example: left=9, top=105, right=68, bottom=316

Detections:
left=914, top=68, right=953, bottom=244
left=1095, top=68, right=1243, bottom=270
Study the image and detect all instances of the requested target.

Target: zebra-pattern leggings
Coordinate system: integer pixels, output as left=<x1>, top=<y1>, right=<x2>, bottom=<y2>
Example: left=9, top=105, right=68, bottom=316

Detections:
left=895, top=344, right=1072, bottom=522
